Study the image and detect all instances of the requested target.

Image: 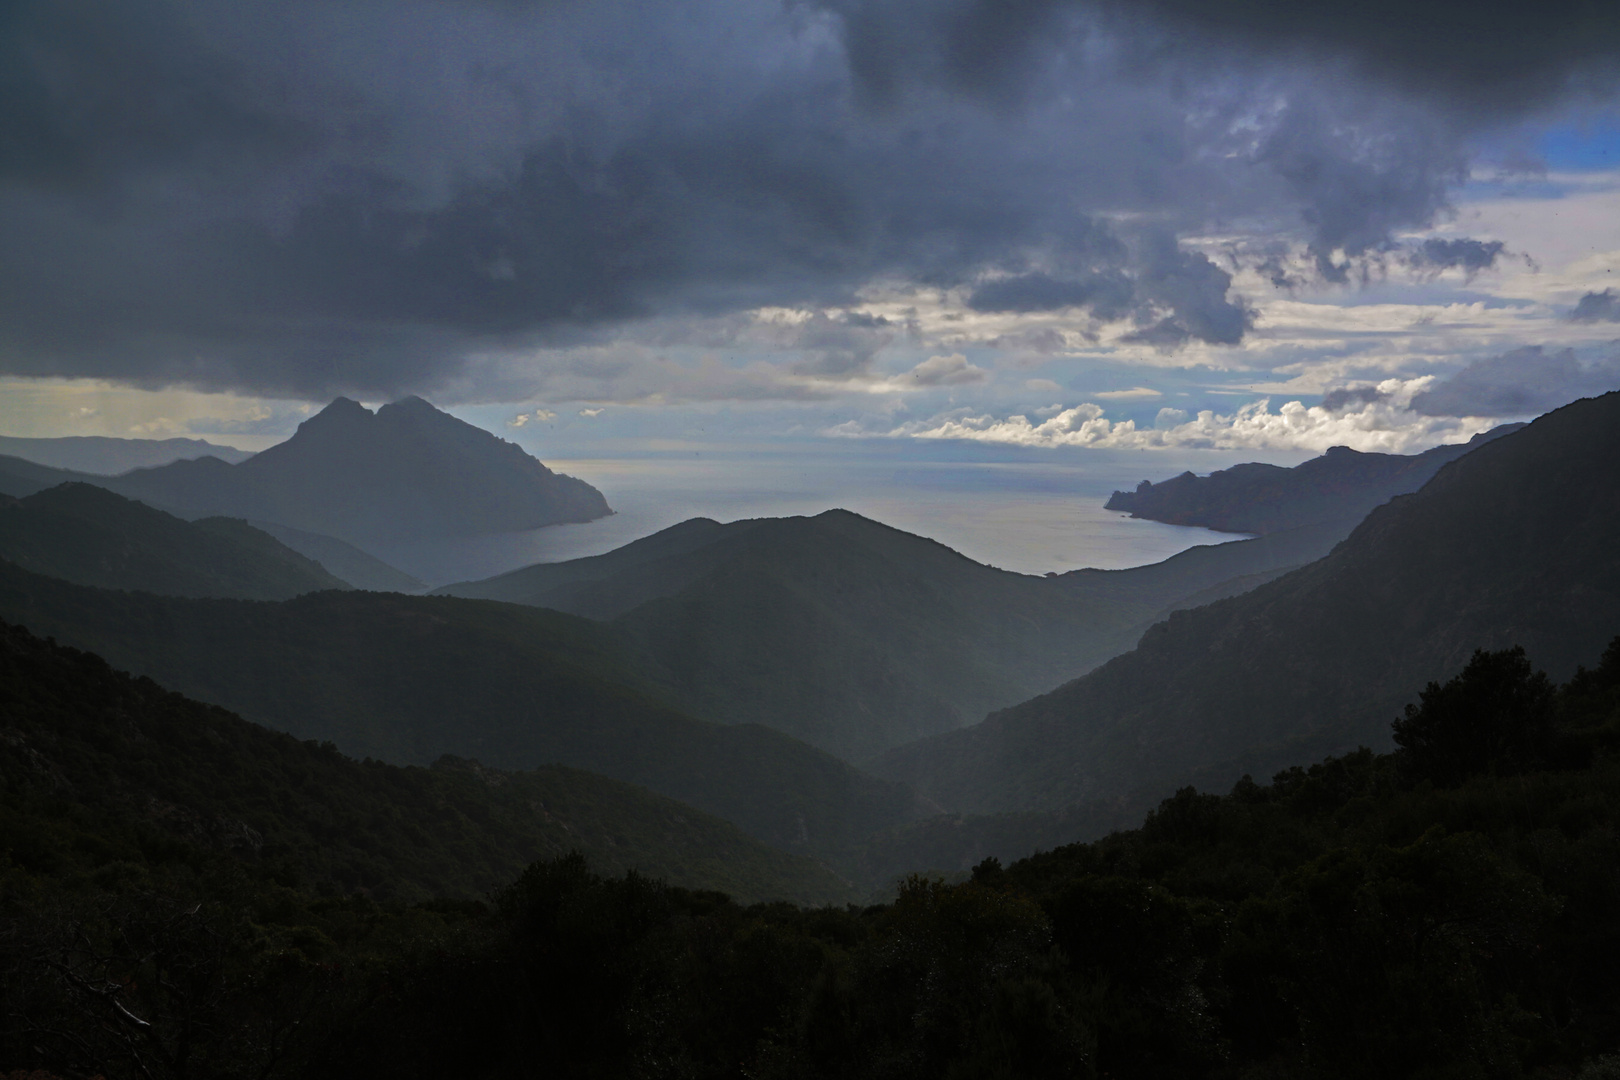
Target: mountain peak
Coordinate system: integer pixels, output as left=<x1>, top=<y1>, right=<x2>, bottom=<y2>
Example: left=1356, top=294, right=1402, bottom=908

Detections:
left=301, top=397, right=373, bottom=430
left=379, top=395, right=437, bottom=416
left=102, top=393, right=612, bottom=549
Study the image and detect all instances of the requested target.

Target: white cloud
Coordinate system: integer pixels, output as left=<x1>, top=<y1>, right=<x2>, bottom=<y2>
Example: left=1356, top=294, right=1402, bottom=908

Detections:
left=507, top=408, right=558, bottom=427
left=902, top=353, right=989, bottom=386
left=1025, top=378, right=1063, bottom=393
left=578, top=407, right=605, bottom=418
left=1093, top=386, right=1162, bottom=399
left=836, top=378, right=1499, bottom=454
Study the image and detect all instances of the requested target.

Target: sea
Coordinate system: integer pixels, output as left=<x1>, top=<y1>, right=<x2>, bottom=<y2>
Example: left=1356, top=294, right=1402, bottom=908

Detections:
left=374, top=447, right=1303, bottom=588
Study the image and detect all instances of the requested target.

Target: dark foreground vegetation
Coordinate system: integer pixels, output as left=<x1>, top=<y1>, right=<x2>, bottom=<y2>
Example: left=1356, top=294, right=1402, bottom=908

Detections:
left=4, top=632, right=1619, bottom=1078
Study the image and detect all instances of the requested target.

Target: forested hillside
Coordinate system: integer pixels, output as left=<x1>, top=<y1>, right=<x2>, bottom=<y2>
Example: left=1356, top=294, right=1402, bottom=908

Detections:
left=0, top=620, right=853, bottom=904
left=6, top=636, right=1616, bottom=1079
left=0, top=483, right=353, bottom=599
left=0, top=565, right=923, bottom=860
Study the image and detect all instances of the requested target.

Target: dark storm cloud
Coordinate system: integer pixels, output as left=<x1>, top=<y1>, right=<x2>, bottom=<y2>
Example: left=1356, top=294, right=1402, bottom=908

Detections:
left=1571, top=289, right=1620, bottom=322
left=1320, top=385, right=1390, bottom=411
left=1254, top=100, right=1469, bottom=281
left=1410, top=238, right=1507, bottom=275
left=0, top=0, right=1614, bottom=400
left=1110, top=0, right=1620, bottom=116
left=813, top=0, right=1069, bottom=107
left=788, top=312, right=899, bottom=377
left=1130, top=233, right=1253, bottom=345
left=819, top=0, right=1610, bottom=279
left=1409, top=346, right=1620, bottom=417
left=955, top=229, right=1251, bottom=346
left=823, top=0, right=1620, bottom=116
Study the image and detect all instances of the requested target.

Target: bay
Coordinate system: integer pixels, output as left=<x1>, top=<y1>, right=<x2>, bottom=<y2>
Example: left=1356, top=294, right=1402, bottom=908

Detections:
left=376, top=450, right=1274, bottom=587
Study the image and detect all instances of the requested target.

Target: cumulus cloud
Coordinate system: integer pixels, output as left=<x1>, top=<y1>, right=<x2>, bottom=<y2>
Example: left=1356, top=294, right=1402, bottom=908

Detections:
left=835, top=378, right=1496, bottom=453
left=1408, top=346, right=1620, bottom=416
left=1571, top=289, right=1620, bottom=322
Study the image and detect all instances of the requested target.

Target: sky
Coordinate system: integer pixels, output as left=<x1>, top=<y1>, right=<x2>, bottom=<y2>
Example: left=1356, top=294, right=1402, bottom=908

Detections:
left=2, top=0, right=1619, bottom=464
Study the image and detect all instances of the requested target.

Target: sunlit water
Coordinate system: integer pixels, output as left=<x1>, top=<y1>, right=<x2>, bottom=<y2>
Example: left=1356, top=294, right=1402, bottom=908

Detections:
left=375, top=451, right=1271, bottom=588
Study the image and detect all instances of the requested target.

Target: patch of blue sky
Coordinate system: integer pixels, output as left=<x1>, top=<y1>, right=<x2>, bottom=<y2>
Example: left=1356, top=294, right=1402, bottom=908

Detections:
left=1538, top=118, right=1620, bottom=171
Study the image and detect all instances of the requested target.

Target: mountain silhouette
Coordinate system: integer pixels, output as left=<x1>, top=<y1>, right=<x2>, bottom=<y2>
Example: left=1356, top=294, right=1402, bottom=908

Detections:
left=0, top=434, right=254, bottom=473
left=94, top=397, right=610, bottom=549
left=1105, top=423, right=1522, bottom=535
left=875, top=393, right=1620, bottom=816
left=0, top=482, right=351, bottom=599
left=247, top=519, right=425, bottom=592
left=440, top=509, right=1348, bottom=762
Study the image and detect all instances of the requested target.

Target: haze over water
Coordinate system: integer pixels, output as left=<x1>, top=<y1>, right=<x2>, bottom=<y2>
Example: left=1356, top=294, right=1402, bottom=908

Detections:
left=380, top=450, right=1285, bottom=586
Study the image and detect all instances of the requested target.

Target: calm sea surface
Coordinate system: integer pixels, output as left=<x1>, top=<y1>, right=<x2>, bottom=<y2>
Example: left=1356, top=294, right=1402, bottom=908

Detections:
left=380, top=451, right=1271, bottom=587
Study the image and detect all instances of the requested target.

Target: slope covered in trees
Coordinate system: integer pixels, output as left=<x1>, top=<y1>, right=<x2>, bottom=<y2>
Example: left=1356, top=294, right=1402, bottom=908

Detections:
left=6, top=639, right=1616, bottom=1079
left=0, top=483, right=352, bottom=599
left=0, top=564, right=923, bottom=860
left=876, top=392, right=1620, bottom=815
left=0, top=620, right=852, bottom=904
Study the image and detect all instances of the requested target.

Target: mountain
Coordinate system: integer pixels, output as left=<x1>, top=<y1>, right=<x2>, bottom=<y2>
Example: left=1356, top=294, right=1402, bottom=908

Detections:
left=0, top=563, right=922, bottom=861
left=249, top=519, right=425, bottom=592
left=94, top=397, right=611, bottom=549
left=1105, top=423, right=1524, bottom=535
left=874, top=393, right=1620, bottom=816
left=0, top=434, right=254, bottom=473
left=0, top=619, right=851, bottom=905
left=0, top=453, right=92, bottom=498
left=439, top=509, right=1348, bottom=763
left=0, top=483, right=352, bottom=599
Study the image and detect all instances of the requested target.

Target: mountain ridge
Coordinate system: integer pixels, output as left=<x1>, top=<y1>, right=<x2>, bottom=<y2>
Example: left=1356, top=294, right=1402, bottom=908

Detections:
left=1104, top=423, right=1524, bottom=535
left=439, top=508, right=1353, bottom=762
left=874, top=393, right=1620, bottom=816
left=0, top=434, right=255, bottom=473
left=0, top=482, right=353, bottom=600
